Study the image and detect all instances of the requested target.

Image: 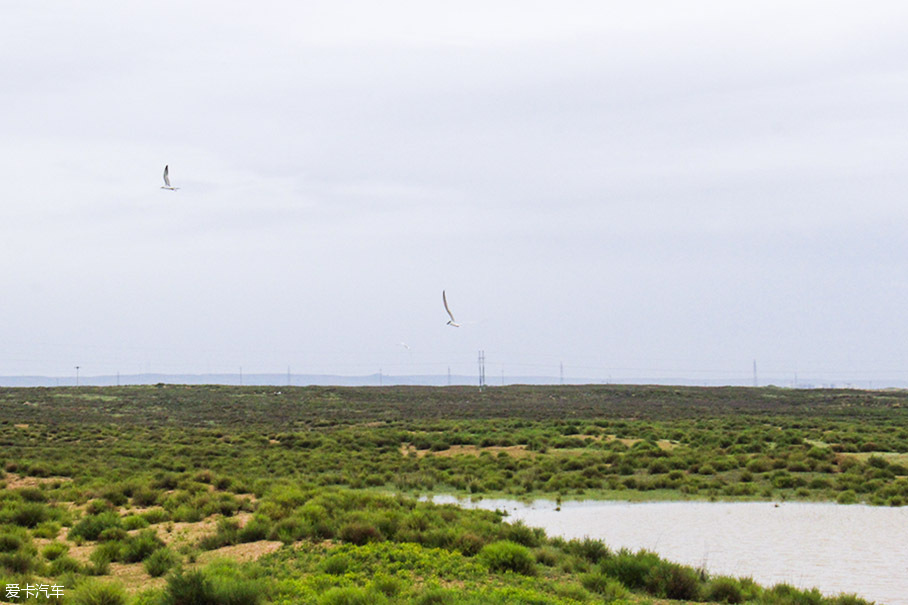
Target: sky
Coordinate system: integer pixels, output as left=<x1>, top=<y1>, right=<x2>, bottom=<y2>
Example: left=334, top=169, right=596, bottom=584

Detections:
left=3, top=1, right=908, bottom=384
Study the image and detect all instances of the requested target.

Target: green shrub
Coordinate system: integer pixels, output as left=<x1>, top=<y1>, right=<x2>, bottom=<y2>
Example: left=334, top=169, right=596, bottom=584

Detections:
left=319, top=586, right=383, bottom=605
left=16, top=486, right=47, bottom=502
left=581, top=571, right=629, bottom=600
left=321, top=553, right=350, bottom=575
left=122, top=529, right=164, bottom=563
left=132, top=487, right=162, bottom=506
left=163, top=566, right=262, bottom=605
left=532, top=545, right=562, bottom=567
left=49, top=555, right=83, bottom=575
left=339, top=522, right=382, bottom=545
left=837, top=490, right=858, bottom=504
left=199, top=519, right=239, bottom=550
left=828, top=594, right=873, bottom=605
left=453, top=532, right=485, bottom=556
left=501, top=521, right=541, bottom=547
left=411, top=585, right=454, bottom=605
left=122, top=515, right=150, bottom=530
left=764, top=583, right=824, bottom=605
left=268, top=517, right=309, bottom=543
left=237, top=516, right=271, bottom=543
left=551, top=582, right=591, bottom=602
left=479, top=540, right=536, bottom=576
left=33, top=521, right=62, bottom=539
left=91, top=540, right=123, bottom=566
left=144, top=547, right=179, bottom=577
left=101, top=488, right=129, bottom=507
left=86, top=499, right=115, bottom=515
left=0, top=550, right=41, bottom=574
left=705, top=576, right=744, bottom=603
left=141, top=508, right=170, bottom=524
left=98, top=527, right=129, bottom=542
left=10, top=502, right=51, bottom=527
left=370, top=573, right=404, bottom=597
left=69, top=511, right=122, bottom=541
left=0, top=531, right=26, bottom=553
left=566, top=537, right=611, bottom=564
left=646, top=562, right=701, bottom=600
left=601, top=549, right=661, bottom=590
left=163, top=570, right=211, bottom=605
left=172, top=503, right=205, bottom=523
left=71, top=581, right=128, bottom=605
left=42, top=541, right=70, bottom=561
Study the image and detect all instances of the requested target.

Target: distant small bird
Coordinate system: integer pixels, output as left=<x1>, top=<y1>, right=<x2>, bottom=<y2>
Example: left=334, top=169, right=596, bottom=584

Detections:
left=398, top=342, right=411, bottom=350
left=443, top=290, right=460, bottom=327
left=160, top=165, right=179, bottom=191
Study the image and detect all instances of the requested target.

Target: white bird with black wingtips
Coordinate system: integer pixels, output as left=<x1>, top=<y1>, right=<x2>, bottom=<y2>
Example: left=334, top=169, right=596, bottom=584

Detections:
left=160, top=165, right=179, bottom=191
left=443, top=290, right=460, bottom=327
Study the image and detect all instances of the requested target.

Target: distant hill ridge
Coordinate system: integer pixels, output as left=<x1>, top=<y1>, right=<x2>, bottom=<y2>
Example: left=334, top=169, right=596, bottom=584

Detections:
left=0, top=373, right=900, bottom=389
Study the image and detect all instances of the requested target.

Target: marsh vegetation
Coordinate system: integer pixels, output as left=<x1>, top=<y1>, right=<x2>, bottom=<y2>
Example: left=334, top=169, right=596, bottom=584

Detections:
left=1, top=384, right=902, bottom=603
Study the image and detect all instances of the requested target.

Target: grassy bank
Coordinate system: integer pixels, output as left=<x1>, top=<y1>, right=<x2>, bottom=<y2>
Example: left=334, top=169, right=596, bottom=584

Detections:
left=0, top=482, right=875, bottom=604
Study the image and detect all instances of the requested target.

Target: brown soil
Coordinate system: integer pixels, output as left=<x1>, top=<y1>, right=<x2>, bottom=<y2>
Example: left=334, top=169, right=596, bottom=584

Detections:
left=401, top=444, right=536, bottom=458
left=837, top=451, right=908, bottom=466
left=3, top=473, right=72, bottom=490
left=196, top=540, right=283, bottom=565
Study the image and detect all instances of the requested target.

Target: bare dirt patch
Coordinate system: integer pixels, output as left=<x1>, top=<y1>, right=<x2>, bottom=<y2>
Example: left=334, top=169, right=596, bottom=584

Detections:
left=401, top=444, right=535, bottom=459
left=603, top=435, right=678, bottom=451
left=838, top=452, right=908, bottom=466
left=196, top=540, right=283, bottom=566
left=65, top=543, right=95, bottom=565
left=153, top=512, right=254, bottom=548
left=3, top=473, right=72, bottom=490
left=109, top=561, right=167, bottom=593
left=95, top=540, right=283, bottom=594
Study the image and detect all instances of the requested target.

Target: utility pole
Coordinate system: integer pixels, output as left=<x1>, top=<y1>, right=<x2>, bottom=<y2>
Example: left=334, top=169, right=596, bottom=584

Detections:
left=447, top=366, right=451, bottom=386
left=75, top=366, right=80, bottom=387
left=478, top=350, right=486, bottom=391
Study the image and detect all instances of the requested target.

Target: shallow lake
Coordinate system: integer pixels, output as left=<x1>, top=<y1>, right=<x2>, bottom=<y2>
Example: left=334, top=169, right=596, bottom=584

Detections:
left=428, top=496, right=908, bottom=605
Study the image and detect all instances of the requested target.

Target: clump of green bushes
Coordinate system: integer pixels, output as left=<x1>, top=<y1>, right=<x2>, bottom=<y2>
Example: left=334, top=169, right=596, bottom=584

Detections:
left=478, top=541, right=536, bottom=575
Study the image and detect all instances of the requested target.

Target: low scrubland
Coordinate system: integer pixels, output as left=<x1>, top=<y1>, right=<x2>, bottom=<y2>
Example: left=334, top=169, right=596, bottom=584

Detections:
left=1, top=383, right=902, bottom=603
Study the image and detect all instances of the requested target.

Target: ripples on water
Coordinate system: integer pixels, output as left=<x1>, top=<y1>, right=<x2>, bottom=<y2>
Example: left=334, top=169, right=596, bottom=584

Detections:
left=428, top=497, right=907, bottom=605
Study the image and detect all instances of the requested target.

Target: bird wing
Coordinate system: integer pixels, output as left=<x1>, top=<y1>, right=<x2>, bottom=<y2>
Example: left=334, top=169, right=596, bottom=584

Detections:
left=443, top=290, right=456, bottom=323
left=163, top=165, right=171, bottom=188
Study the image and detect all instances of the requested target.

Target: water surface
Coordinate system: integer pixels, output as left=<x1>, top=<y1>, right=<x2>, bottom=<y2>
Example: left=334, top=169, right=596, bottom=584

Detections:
left=429, top=497, right=908, bottom=605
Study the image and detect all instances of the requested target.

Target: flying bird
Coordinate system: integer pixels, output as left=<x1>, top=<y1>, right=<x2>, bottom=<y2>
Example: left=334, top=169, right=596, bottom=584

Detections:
left=443, top=290, right=460, bottom=327
left=160, top=165, right=179, bottom=191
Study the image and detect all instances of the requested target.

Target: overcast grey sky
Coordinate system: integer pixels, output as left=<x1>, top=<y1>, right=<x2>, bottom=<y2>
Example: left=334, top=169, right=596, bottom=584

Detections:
left=3, top=1, right=908, bottom=383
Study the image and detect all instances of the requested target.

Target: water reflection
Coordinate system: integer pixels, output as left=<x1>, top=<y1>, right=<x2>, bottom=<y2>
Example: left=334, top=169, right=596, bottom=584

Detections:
left=428, top=497, right=907, bottom=605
